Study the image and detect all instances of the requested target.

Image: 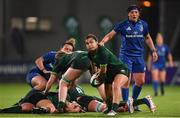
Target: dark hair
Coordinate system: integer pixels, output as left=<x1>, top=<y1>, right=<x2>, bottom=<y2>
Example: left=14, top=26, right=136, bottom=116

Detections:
left=85, top=34, right=98, bottom=41
left=127, top=5, right=141, bottom=13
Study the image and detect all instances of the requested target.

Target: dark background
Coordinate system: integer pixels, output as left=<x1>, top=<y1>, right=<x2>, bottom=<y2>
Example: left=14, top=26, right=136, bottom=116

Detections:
left=0, top=0, right=180, bottom=61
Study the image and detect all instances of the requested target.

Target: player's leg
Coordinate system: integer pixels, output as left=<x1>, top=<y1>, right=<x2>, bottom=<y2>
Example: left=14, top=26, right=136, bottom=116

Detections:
left=159, top=70, right=166, bottom=95
left=103, top=84, right=112, bottom=113
left=120, top=54, right=132, bottom=102
left=133, top=95, right=156, bottom=112
left=26, top=68, right=47, bottom=91
left=112, top=74, right=128, bottom=111
left=132, top=57, right=145, bottom=101
left=31, top=76, right=47, bottom=91
left=96, top=83, right=106, bottom=101
left=58, top=68, right=83, bottom=111
left=121, top=78, right=130, bottom=102
left=151, top=69, right=159, bottom=96
left=132, top=72, right=145, bottom=99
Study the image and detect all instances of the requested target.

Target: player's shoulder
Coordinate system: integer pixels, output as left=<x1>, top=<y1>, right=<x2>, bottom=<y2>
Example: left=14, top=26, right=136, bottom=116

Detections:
left=115, top=19, right=128, bottom=26
left=139, top=19, right=148, bottom=25
left=48, top=51, right=57, bottom=54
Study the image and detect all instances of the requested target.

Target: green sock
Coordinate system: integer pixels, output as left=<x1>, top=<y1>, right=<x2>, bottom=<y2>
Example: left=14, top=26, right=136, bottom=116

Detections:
left=133, top=98, right=144, bottom=106
left=0, top=106, right=22, bottom=113
left=106, top=100, right=112, bottom=111
left=112, top=103, right=119, bottom=111
left=57, top=101, right=65, bottom=110
left=119, top=101, right=126, bottom=107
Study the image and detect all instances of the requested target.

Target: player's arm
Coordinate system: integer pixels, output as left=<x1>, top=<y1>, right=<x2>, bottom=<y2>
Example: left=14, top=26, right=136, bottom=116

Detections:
left=168, top=53, right=174, bottom=67
left=35, top=56, right=51, bottom=74
left=147, top=53, right=152, bottom=71
left=44, top=73, right=58, bottom=93
left=99, top=30, right=117, bottom=45
left=44, top=59, right=60, bottom=93
left=35, top=56, right=45, bottom=71
left=145, top=33, right=158, bottom=62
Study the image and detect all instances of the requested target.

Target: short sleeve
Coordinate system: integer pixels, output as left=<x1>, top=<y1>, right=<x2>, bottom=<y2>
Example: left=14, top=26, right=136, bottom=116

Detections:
left=114, top=22, right=123, bottom=33
left=42, top=51, right=56, bottom=63
left=143, top=21, right=149, bottom=36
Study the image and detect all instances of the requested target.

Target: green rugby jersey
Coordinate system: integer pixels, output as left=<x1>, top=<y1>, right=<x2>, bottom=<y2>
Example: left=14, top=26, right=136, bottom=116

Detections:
left=88, top=45, right=128, bottom=70
left=52, top=51, right=89, bottom=76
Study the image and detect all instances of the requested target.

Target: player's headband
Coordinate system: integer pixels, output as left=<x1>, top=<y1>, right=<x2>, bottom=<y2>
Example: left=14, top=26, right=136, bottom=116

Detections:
left=127, top=5, right=141, bottom=13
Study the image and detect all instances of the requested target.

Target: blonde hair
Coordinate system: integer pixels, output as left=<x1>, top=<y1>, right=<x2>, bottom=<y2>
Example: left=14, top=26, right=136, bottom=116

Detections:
left=65, top=38, right=76, bottom=48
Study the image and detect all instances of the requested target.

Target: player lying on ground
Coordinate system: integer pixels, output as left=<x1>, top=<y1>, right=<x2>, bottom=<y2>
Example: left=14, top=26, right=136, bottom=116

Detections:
left=0, top=84, right=156, bottom=114
left=0, top=90, right=83, bottom=113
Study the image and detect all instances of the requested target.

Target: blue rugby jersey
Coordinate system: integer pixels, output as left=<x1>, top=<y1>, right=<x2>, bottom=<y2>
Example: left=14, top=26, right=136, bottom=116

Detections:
left=114, top=19, right=149, bottom=57
left=153, top=44, right=170, bottom=66
left=42, top=51, right=57, bottom=71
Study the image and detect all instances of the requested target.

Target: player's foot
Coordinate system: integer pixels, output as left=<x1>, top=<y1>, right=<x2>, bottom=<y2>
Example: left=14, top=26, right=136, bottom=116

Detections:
left=154, top=92, right=158, bottom=96
left=106, top=110, right=117, bottom=116
left=127, top=97, right=134, bottom=113
left=161, top=90, right=164, bottom=96
left=144, top=95, right=156, bottom=112
left=102, top=108, right=109, bottom=114
left=134, top=106, right=141, bottom=112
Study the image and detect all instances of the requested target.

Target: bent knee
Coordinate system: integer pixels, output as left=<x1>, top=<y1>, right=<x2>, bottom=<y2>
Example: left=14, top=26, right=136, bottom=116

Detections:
left=21, top=103, right=34, bottom=112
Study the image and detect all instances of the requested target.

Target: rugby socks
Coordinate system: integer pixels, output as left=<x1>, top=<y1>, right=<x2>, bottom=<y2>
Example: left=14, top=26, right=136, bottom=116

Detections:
left=160, top=82, right=165, bottom=95
left=133, top=99, right=144, bottom=106
left=112, top=103, right=119, bottom=112
left=121, top=88, right=129, bottom=102
left=153, top=81, right=158, bottom=96
left=132, top=85, right=142, bottom=100
left=57, top=101, right=65, bottom=112
left=0, top=106, right=22, bottom=113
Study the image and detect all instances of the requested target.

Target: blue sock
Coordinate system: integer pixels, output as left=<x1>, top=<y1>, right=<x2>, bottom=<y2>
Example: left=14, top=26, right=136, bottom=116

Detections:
left=132, top=85, right=142, bottom=100
left=121, top=88, right=129, bottom=102
left=153, top=81, right=158, bottom=93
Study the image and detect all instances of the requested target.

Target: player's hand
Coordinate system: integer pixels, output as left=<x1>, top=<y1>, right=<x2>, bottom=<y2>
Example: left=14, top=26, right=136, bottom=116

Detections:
left=43, top=69, right=51, bottom=74
left=42, top=90, right=48, bottom=95
left=99, top=41, right=104, bottom=46
left=168, top=62, right=174, bottom=68
left=152, top=51, right=158, bottom=62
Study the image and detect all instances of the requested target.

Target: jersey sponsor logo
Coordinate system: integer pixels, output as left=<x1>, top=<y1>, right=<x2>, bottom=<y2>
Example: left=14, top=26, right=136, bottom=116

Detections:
left=126, top=26, right=131, bottom=31
left=125, top=34, right=143, bottom=38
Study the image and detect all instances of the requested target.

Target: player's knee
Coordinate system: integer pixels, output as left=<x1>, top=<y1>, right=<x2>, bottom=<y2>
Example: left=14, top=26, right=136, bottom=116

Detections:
left=34, top=82, right=47, bottom=91
left=136, top=79, right=145, bottom=86
left=61, top=74, right=72, bottom=86
left=21, top=103, right=34, bottom=112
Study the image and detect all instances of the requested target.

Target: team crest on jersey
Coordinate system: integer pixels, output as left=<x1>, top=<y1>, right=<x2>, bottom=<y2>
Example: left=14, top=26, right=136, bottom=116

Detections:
left=126, top=26, right=131, bottom=31
left=139, top=25, right=143, bottom=32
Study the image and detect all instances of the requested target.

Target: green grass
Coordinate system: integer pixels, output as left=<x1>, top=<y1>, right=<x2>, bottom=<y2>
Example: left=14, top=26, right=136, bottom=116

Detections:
left=0, top=83, right=180, bottom=117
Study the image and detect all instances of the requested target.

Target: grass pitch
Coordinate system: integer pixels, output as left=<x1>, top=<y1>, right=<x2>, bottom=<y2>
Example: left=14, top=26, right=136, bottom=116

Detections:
left=0, top=83, right=180, bottom=117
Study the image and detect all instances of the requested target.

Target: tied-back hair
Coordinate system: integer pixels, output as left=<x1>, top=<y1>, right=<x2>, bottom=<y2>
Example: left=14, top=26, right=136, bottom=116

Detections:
left=86, top=34, right=98, bottom=41
left=63, top=38, right=76, bottom=51
left=55, top=38, right=76, bottom=59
